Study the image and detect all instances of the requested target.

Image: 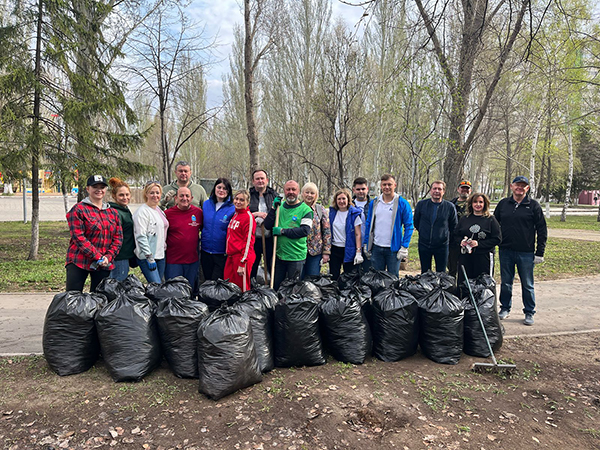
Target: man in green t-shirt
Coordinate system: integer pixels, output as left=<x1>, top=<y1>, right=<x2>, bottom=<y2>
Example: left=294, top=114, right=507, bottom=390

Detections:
left=264, top=180, right=313, bottom=290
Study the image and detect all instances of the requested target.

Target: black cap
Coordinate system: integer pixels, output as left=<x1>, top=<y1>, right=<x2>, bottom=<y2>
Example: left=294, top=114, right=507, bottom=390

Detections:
left=86, top=175, right=108, bottom=187
left=512, top=176, right=529, bottom=185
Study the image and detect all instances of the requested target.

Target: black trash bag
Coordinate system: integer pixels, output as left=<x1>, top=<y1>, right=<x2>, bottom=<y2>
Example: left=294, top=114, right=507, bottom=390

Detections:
left=232, top=287, right=278, bottom=372
left=95, top=291, right=161, bottom=381
left=273, top=294, right=326, bottom=367
left=251, top=265, right=270, bottom=288
left=155, top=298, right=209, bottom=378
left=418, top=288, right=464, bottom=365
left=360, top=268, right=398, bottom=296
left=304, top=275, right=340, bottom=297
left=197, top=279, right=242, bottom=312
left=340, top=284, right=373, bottom=327
left=43, top=291, right=107, bottom=376
left=462, top=277, right=503, bottom=357
left=146, top=276, right=193, bottom=305
left=337, top=270, right=361, bottom=290
left=371, top=287, right=419, bottom=362
left=319, top=295, right=371, bottom=364
left=121, top=274, right=146, bottom=296
left=95, top=278, right=123, bottom=302
left=277, top=279, right=322, bottom=301
left=398, top=274, right=436, bottom=299
left=197, top=306, right=262, bottom=400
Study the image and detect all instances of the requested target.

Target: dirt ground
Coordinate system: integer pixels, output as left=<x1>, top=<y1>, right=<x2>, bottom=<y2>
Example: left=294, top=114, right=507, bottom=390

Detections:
left=1, top=332, right=599, bottom=450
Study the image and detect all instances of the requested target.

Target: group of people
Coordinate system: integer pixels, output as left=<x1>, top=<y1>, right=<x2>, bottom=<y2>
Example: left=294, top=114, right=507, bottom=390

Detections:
left=65, top=164, right=547, bottom=326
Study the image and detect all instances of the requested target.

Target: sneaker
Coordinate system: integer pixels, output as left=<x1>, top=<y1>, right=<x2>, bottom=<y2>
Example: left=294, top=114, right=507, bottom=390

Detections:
left=523, top=314, right=534, bottom=326
left=498, top=309, right=510, bottom=320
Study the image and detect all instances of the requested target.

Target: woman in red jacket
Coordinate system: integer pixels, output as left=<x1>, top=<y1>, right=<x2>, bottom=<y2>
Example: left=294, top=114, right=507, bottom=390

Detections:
left=225, top=190, right=257, bottom=291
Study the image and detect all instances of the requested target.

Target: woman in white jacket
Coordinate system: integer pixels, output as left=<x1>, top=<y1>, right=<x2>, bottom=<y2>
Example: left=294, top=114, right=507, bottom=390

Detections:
left=133, top=181, right=169, bottom=283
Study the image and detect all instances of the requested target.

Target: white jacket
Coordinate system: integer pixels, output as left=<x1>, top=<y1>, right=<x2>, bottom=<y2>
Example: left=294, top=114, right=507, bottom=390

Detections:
left=133, top=204, right=168, bottom=260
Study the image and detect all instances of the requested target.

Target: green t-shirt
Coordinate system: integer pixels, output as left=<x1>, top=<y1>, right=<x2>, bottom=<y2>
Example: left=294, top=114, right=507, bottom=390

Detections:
left=277, top=202, right=313, bottom=261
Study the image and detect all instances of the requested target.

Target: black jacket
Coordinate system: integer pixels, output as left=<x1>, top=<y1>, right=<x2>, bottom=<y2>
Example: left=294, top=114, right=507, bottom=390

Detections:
left=493, top=195, right=547, bottom=256
left=249, top=186, right=279, bottom=213
left=414, top=199, right=458, bottom=248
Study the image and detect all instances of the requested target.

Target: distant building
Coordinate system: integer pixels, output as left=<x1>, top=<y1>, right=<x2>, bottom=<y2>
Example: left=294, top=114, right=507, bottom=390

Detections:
left=578, top=190, right=600, bottom=206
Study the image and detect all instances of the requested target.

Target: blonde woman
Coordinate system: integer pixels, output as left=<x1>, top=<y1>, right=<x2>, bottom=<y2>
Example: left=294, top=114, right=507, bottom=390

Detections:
left=301, top=182, right=331, bottom=278
left=133, top=181, right=169, bottom=283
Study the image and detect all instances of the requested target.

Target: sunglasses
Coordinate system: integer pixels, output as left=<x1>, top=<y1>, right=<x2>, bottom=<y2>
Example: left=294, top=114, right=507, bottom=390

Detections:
left=145, top=180, right=160, bottom=186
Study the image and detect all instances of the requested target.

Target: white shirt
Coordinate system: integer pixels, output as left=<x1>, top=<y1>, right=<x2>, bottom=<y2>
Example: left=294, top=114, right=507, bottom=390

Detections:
left=373, top=195, right=395, bottom=247
left=332, top=210, right=362, bottom=247
left=354, top=199, right=368, bottom=236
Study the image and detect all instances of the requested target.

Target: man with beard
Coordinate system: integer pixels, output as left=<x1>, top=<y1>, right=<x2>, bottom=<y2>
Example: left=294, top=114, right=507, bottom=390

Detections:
left=448, top=180, right=472, bottom=278
left=264, top=180, right=313, bottom=290
left=352, top=177, right=372, bottom=271
left=413, top=180, right=458, bottom=273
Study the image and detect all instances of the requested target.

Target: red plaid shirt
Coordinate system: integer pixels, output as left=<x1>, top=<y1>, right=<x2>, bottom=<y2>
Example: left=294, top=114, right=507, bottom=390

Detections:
left=66, top=200, right=123, bottom=271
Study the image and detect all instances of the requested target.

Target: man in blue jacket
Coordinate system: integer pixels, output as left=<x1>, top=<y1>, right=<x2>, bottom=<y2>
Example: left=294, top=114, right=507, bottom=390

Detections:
left=362, top=174, right=414, bottom=276
left=413, top=180, right=458, bottom=273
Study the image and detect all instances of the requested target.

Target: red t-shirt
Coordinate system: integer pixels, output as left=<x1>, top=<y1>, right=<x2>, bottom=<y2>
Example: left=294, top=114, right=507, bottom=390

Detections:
left=226, top=208, right=256, bottom=263
left=165, top=205, right=203, bottom=264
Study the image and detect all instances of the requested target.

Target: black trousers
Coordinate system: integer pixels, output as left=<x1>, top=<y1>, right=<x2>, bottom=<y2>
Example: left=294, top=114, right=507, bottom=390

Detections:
left=457, top=251, right=494, bottom=286
left=329, top=245, right=357, bottom=281
left=200, top=250, right=227, bottom=281
left=447, top=244, right=461, bottom=279
left=251, top=234, right=274, bottom=279
left=65, top=263, right=110, bottom=292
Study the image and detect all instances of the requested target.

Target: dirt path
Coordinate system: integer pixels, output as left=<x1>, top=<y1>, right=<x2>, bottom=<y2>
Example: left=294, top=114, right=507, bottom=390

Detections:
left=548, top=228, right=600, bottom=241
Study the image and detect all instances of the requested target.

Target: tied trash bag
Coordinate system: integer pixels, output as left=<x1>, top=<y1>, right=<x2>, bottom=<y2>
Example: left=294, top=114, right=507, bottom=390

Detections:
left=96, top=291, right=161, bottom=381
left=121, top=274, right=146, bottom=296
left=95, top=277, right=123, bottom=301
left=232, top=287, right=278, bottom=372
left=399, top=271, right=456, bottom=300
left=197, top=306, right=262, bottom=400
left=371, top=287, right=419, bottom=362
left=360, top=268, right=398, bottom=296
left=156, top=298, right=209, bottom=378
left=197, top=279, right=242, bottom=312
left=274, top=294, right=326, bottom=367
left=146, top=277, right=193, bottom=305
left=277, top=279, right=322, bottom=301
left=462, top=276, right=503, bottom=357
left=304, top=275, right=340, bottom=297
left=418, top=288, right=464, bottom=365
left=43, top=291, right=107, bottom=376
left=319, top=295, right=371, bottom=364
left=337, top=270, right=361, bottom=290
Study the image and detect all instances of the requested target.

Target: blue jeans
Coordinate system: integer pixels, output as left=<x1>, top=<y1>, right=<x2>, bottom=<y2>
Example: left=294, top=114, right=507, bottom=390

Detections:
left=165, top=261, right=200, bottom=293
left=273, top=258, right=305, bottom=291
left=418, top=244, right=449, bottom=273
left=302, top=254, right=322, bottom=278
left=499, top=249, right=536, bottom=315
left=138, top=258, right=165, bottom=284
left=371, top=245, right=400, bottom=276
left=110, top=259, right=130, bottom=282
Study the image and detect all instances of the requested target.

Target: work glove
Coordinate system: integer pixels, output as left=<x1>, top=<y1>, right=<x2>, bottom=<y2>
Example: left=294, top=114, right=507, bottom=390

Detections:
left=396, top=247, right=409, bottom=261
left=272, top=196, right=282, bottom=209
left=272, top=226, right=283, bottom=236
left=354, top=252, right=364, bottom=265
left=362, top=245, right=371, bottom=260
left=90, top=259, right=103, bottom=270
left=533, top=255, right=544, bottom=265
left=146, top=255, right=157, bottom=271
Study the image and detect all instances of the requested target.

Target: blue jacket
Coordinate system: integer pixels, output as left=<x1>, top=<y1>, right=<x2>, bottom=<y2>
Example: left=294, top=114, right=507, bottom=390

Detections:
left=413, top=198, right=457, bottom=248
left=201, top=198, right=235, bottom=254
left=363, top=194, right=414, bottom=252
left=329, top=206, right=362, bottom=263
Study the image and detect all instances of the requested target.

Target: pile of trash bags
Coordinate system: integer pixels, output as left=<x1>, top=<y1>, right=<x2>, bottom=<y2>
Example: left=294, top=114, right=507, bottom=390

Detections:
left=43, top=268, right=503, bottom=399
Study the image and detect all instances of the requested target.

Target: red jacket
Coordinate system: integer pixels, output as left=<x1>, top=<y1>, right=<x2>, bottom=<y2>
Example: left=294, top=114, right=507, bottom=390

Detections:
left=226, top=207, right=256, bottom=265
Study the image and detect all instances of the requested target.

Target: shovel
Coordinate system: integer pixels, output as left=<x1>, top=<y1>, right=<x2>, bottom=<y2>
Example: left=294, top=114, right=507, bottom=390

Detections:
left=461, top=266, right=516, bottom=374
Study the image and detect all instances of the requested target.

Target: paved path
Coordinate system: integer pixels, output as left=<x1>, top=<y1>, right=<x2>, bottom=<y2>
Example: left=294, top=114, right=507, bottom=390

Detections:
left=548, top=228, right=600, bottom=241
left=1, top=275, right=599, bottom=355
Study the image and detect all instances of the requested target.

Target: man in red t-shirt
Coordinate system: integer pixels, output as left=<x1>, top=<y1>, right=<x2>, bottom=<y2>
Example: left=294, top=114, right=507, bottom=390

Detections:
left=165, top=187, right=203, bottom=292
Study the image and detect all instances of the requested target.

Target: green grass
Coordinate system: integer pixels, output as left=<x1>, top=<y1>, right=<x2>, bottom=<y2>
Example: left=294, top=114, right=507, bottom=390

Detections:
left=535, top=237, right=600, bottom=281
left=546, top=215, right=600, bottom=231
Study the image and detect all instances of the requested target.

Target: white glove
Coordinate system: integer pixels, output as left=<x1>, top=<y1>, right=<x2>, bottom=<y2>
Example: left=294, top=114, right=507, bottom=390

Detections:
left=354, top=252, right=364, bottom=265
left=397, top=247, right=409, bottom=261
left=533, top=255, right=544, bottom=265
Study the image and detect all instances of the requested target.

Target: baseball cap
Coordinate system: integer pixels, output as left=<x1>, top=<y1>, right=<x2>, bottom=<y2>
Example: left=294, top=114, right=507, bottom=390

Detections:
left=512, top=176, right=529, bottom=185
left=86, top=175, right=108, bottom=187
left=458, top=180, right=472, bottom=188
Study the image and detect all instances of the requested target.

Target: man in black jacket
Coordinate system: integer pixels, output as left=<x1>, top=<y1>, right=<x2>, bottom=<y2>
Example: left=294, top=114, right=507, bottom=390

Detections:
left=249, top=169, right=280, bottom=281
left=494, top=176, right=547, bottom=326
left=413, top=180, right=458, bottom=273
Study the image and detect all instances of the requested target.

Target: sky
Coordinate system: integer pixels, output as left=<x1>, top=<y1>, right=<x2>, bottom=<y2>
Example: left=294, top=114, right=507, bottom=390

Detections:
left=187, top=0, right=367, bottom=108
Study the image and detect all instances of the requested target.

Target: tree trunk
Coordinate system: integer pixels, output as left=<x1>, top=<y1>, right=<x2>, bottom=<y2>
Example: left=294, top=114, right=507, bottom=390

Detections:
left=244, top=0, right=260, bottom=175
left=503, top=122, right=512, bottom=198
left=27, top=0, right=43, bottom=261
left=529, top=115, right=542, bottom=199
left=560, top=122, right=573, bottom=222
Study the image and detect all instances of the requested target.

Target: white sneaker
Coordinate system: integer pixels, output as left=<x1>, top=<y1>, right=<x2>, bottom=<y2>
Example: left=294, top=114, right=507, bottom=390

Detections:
left=499, top=309, right=510, bottom=320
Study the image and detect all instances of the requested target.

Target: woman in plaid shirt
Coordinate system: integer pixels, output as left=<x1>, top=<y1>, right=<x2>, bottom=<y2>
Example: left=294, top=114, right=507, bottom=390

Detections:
left=65, top=175, right=123, bottom=292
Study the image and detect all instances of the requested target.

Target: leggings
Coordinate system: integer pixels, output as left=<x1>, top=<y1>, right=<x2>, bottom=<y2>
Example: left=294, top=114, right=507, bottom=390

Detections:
left=65, top=263, right=110, bottom=292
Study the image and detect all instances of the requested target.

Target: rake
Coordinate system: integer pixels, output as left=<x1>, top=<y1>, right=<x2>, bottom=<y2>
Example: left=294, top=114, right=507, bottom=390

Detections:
left=461, top=266, right=517, bottom=374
